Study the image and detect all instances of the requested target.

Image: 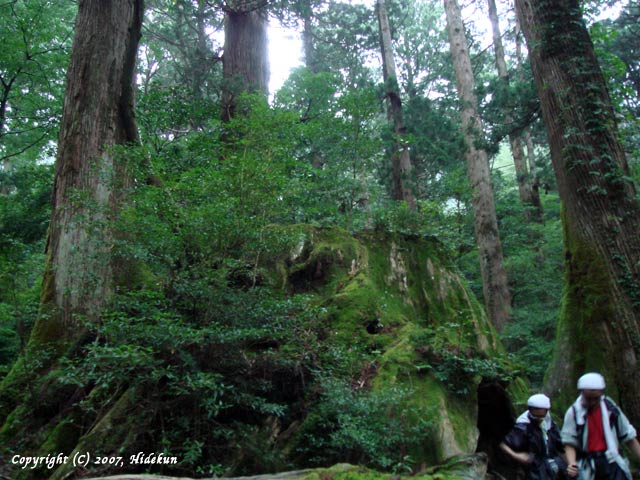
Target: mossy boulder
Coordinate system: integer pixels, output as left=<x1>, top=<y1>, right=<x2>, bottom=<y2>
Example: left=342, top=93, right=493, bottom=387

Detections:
left=1, top=226, right=516, bottom=480
left=265, top=226, right=510, bottom=465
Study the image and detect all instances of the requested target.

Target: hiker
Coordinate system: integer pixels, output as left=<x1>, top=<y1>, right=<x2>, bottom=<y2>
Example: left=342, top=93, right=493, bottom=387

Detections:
left=562, top=372, right=640, bottom=479
left=500, top=393, right=568, bottom=479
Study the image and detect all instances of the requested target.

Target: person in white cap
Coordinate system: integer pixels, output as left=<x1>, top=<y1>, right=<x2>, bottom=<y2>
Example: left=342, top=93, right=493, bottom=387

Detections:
left=562, top=372, right=640, bottom=479
left=500, top=393, right=568, bottom=479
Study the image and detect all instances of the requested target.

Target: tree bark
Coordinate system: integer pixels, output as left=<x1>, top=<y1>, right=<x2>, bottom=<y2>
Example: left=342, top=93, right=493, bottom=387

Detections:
left=33, top=0, right=143, bottom=343
left=0, top=80, right=12, bottom=194
left=221, top=1, right=269, bottom=122
left=514, top=13, right=544, bottom=210
left=515, top=0, right=640, bottom=424
left=376, top=0, right=415, bottom=209
left=193, top=0, right=209, bottom=103
left=0, top=0, right=143, bottom=436
left=444, top=0, right=511, bottom=332
left=487, top=0, right=542, bottom=221
left=300, top=0, right=319, bottom=73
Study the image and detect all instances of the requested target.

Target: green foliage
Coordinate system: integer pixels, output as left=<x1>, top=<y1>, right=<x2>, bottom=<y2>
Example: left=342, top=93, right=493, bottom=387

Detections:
left=297, top=379, right=433, bottom=473
left=479, top=72, right=541, bottom=151
left=412, top=325, right=515, bottom=396
left=588, top=5, right=640, bottom=179
left=139, top=0, right=223, bottom=127
left=0, top=162, right=52, bottom=374
left=309, top=1, right=378, bottom=84
left=0, top=0, right=74, bottom=162
left=6, top=0, right=638, bottom=475
left=496, top=181, right=564, bottom=385
left=423, top=164, right=565, bottom=386
left=58, top=287, right=329, bottom=474
left=385, top=0, right=449, bottom=97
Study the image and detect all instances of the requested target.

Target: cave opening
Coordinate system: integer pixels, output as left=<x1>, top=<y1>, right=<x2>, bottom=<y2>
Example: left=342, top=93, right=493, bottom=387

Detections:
left=476, top=377, right=525, bottom=479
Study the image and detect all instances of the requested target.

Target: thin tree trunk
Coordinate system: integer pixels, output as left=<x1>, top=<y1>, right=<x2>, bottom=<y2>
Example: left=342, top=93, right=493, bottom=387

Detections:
left=515, top=13, right=544, bottom=209
left=516, top=0, right=640, bottom=424
left=191, top=0, right=209, bottom=127
left=221, top=1, right=269, bottom=122
left=1, top=79, right=14, bottom=194
left=487, top=0, right=541, bottom=221
left=444, top=0, right=511, bottom=332
left=301, top=0, right=319, bottom=74
left=524, top=127, right=542, bottom=196
left=376, top=0, right=415, bottom=209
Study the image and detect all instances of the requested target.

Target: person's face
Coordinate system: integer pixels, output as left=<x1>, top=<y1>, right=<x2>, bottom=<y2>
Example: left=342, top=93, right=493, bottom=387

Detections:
left=529, top=407, right=548, bottom=422
left=581, top=389, right=604, bottom=411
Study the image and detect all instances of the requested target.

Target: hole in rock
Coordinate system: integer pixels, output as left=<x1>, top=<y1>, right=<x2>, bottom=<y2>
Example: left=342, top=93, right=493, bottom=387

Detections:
left=366, top=319, right=383, bottom=334
left=476, top=378, right=524, bottom=479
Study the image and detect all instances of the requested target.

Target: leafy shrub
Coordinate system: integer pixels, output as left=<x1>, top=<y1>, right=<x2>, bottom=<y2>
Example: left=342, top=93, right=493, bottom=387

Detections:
left=0, top=162, right=51, bottom=375
left=412, top=326, right=516, bottom=396
left=297, top=378, right=434, bottom=473
left=58, top=287, right=331, bottom=474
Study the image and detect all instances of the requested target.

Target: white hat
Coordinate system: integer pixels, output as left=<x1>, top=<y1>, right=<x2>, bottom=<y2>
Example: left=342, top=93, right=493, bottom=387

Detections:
left=577, top=372, right=606, bottom=390
left=527, top=393, right=551, bottom=409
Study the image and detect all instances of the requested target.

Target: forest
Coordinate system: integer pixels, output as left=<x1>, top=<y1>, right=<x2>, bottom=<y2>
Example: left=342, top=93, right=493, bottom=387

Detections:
left=0, top=0, right=639, bottom=479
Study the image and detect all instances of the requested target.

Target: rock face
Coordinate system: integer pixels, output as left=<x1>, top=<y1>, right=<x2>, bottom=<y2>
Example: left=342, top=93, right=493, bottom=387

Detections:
left=272, top=226, right=505, bottom=464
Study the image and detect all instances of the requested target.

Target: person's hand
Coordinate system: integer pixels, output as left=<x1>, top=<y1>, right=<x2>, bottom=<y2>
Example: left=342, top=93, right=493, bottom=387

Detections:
left=516, top=452, right=533, bottom=465
left=566, top=463, right=579, bottom=478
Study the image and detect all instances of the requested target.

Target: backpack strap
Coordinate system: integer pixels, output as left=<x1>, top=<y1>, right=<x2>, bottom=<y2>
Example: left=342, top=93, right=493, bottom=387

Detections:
left=603, top=397, right=623, bottom=441
left=573, top=404, right=586, bottom=450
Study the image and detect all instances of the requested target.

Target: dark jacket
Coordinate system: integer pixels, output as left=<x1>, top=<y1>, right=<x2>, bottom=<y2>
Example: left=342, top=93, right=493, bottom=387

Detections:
left=503, top=412, right=567, bottom=480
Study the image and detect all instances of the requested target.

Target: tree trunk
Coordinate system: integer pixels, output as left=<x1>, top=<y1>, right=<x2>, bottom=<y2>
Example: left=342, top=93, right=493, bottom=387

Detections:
left=487, top=0, right=542, bottom=221
left=1, top=74, right=15, bottom=194
left=523, top=127, right=544, bottom=201
left=301, top=0, right=319, bottom=73
left=515, top=0, right=640, bottom=424
left=444, top=0, right=511, bottom=332
left=34, top=0, right=143, bottom=341
left=194, top=0, right=208, bottom=101
left=376, top=0, right=416, bottom=209
left=0, top=0, right=143, bottom=430
left=515, top=13, right=544, bottom=210
left=221, top=1, right=269, bottom=122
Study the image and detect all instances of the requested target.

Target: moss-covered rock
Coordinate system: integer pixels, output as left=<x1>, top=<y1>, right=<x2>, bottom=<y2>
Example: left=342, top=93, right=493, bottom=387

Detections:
left=1, top=226, right=517, bottom=480
left=268, top=226, right=510, bottom=466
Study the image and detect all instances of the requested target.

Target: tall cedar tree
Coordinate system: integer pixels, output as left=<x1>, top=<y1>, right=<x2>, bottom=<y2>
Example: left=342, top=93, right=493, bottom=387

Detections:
left=376, top=0, right=416, bottom=209
left=444, top=0, right=511, bottom=332
left=300, top=0, right=319, bottom=73
left=514, top=14, right=541, bottom=192
left=0, top=0, right=143, bottom=421
left=487, top=0, right=542, bottom=221
left=221, top=0, right=269, bottom=122
left=516, top=0, right=640, bottom=423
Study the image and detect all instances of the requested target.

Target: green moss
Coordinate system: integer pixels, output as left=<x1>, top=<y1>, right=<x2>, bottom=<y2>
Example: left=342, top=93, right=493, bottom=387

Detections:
left=506, top=377, right=530, bottom=411
left=294, top=461, right=481, bottom=480
left=0, top=403, right=23, bottom=443
left=371, top=327, right=479, bottom=464
left=39, top=417, right=81, bottom=458
left=294, top=228, right=504, bottom=466
left=545, top=207, right=619, bottom=411
left=48, top=388, right=138, bottom=480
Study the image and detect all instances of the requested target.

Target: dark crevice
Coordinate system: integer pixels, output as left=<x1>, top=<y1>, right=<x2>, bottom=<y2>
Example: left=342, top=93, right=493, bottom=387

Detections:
left=476, top=378, right=525, bottom=479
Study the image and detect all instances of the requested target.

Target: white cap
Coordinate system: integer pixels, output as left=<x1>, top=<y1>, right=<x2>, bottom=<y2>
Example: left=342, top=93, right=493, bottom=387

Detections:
left=577, top=372, right=606, bottom=390
left=527, top=393, right=551, bottom=409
